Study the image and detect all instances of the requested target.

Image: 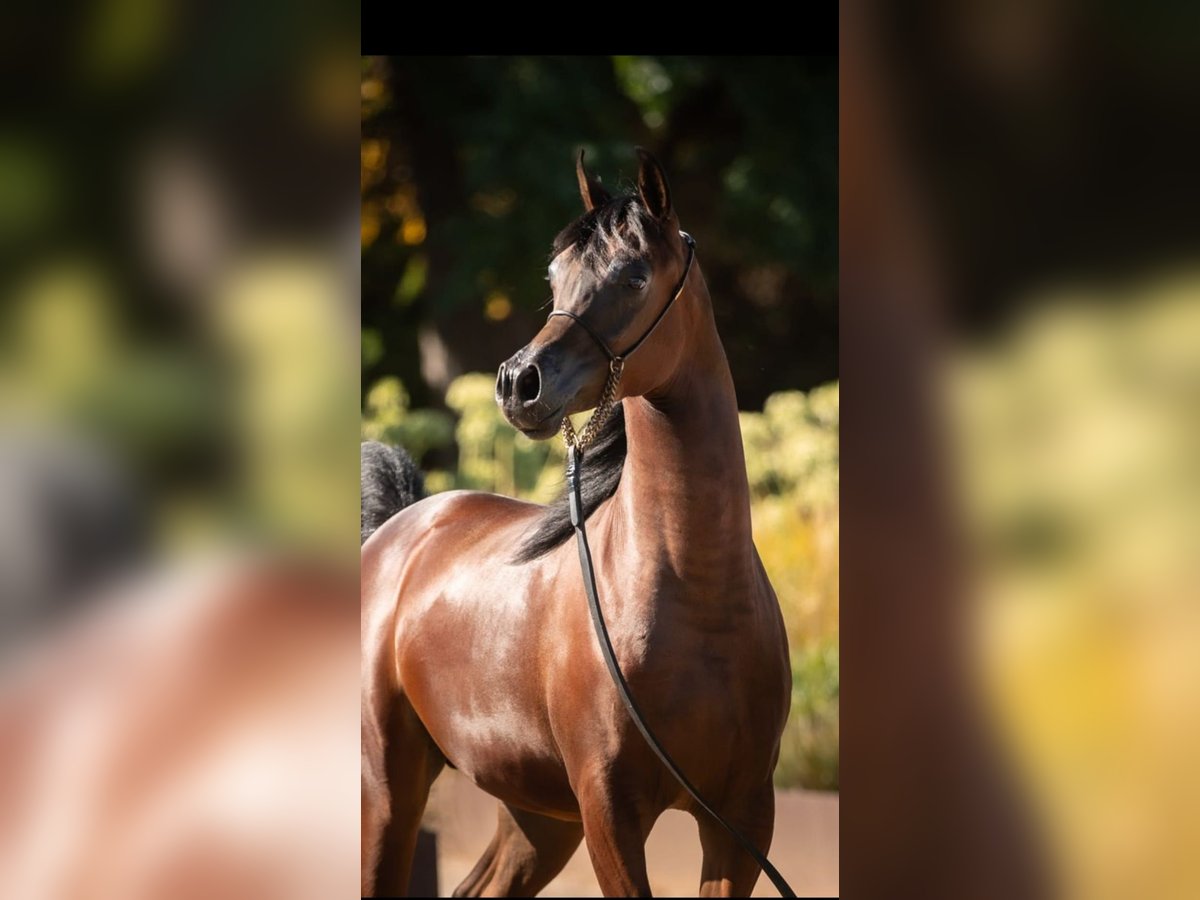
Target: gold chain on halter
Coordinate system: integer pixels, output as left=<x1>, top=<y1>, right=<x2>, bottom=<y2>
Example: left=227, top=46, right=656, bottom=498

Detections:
left=561, top=357, right=624, bottom=451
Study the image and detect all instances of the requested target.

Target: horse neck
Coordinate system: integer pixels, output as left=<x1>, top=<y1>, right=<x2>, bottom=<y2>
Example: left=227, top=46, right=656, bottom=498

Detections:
left=612, top=277, right=755, bottom=584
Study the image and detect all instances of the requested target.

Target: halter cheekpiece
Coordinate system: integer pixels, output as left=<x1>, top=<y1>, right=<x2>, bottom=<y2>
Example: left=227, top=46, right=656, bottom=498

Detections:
left=547, top=230, right=696, bottom=450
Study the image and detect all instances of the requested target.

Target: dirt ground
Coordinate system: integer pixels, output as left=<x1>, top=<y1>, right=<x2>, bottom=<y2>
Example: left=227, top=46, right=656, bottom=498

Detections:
left=420, top=770, right=839, bottom=897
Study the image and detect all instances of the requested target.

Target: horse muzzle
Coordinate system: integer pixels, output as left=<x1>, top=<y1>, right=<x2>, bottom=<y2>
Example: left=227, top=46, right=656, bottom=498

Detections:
left=496, top=353, right=566, bottom=439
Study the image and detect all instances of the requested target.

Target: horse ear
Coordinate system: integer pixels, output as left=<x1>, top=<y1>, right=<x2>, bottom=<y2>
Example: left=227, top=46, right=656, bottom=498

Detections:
left=575, top=149, right=610, bottom=212
left=635, top=146, right=672, bottom=220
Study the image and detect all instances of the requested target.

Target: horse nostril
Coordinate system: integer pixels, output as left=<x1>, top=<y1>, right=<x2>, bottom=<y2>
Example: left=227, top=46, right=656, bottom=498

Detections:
left=515, top=364, right=541, bottom=404
left=496, top=363, right=508, bottom=400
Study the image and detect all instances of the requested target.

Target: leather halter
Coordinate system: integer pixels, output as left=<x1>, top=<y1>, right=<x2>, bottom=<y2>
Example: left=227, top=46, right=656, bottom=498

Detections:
left=547, top=230, right=696, bottom=366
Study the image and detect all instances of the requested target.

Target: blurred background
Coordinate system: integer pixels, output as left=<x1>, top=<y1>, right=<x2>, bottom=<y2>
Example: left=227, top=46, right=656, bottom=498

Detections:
left=0, top=3, right=360, bottom=899
left=842, top=3, right=1200, bottom=899
left=1, top=4, right=361, bottom=572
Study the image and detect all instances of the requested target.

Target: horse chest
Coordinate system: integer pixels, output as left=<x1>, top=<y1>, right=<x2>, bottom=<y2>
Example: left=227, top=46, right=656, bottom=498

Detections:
left=563, top=598, right=787, bottom=783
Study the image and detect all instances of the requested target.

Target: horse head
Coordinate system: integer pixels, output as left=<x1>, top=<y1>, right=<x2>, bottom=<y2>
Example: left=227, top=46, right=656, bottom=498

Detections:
left=495, top=148, right=696, bottom=439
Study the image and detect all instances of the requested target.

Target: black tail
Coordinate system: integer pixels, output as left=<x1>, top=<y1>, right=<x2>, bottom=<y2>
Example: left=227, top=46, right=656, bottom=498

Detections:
left=361, top=441, right=427, bottom=545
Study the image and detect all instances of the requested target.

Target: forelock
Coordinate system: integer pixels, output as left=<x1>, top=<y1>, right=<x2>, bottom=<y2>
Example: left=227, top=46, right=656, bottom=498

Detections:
left=550, top=194, right=665, bottom=271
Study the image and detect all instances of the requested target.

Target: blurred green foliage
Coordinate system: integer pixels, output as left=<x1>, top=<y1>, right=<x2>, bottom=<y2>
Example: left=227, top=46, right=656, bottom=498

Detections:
left=741, top=383, right=840, bottom=666
left=777, top=643, right=840, bottom=791
left=362, top=373, right=840, bottom=790
left=361, top=377, right=455, bottom=470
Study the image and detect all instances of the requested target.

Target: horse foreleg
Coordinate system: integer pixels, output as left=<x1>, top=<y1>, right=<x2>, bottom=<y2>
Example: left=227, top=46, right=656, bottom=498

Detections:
left=577, top=778, right=654, bottom=897
left=696, top=782, right=776, bottom=898
left=452, top=802, right=583, bottom=897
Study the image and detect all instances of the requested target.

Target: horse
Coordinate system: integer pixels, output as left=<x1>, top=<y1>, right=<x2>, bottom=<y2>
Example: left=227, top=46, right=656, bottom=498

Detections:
left=361, top=148, right=792, bottom=897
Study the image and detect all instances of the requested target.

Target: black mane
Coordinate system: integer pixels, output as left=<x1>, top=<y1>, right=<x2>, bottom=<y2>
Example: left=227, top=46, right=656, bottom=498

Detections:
left=513, top=401, right=627, bottom=563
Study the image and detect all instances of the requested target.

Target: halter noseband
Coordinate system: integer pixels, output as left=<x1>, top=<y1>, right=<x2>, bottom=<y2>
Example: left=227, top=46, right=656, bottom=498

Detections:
left=547, top=230, right=696, bottom=450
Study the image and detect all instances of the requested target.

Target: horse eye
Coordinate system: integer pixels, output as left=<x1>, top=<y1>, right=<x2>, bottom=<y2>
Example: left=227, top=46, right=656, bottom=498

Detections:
left=628, top=275, right=647, bottom=290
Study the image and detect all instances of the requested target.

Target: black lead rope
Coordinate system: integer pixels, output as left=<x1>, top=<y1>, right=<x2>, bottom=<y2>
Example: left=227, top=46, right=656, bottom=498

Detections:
left=566, top=446, right=797, bottom=898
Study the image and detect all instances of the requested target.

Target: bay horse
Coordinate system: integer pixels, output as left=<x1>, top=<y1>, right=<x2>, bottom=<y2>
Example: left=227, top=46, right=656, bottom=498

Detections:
left=361, top=149, right=792, bottom=897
